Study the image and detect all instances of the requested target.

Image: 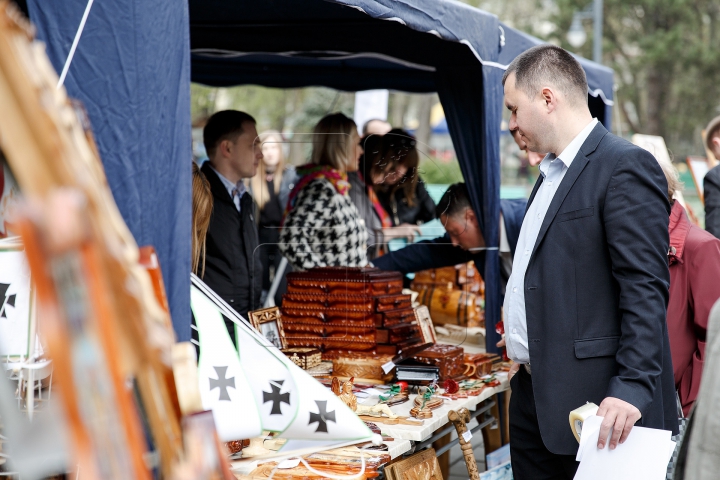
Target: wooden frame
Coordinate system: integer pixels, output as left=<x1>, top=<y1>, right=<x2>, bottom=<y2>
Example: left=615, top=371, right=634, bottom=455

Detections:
left=248, top=306, right=287, bottom=349
left=686, top=155, right=713, bottom=203
left=415, top=305, right=437, bottom=345
left=385, top=448, right=443, bottom=480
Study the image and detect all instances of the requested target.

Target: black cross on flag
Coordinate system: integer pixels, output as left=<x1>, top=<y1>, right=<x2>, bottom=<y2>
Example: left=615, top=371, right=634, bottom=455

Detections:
left=263, top=380, right=291, bottom=415
left=209, top=366, right=235, bottom=401
left=0, top=283, right=16, bottom=319
left=308, top=400, right=336, bottom=433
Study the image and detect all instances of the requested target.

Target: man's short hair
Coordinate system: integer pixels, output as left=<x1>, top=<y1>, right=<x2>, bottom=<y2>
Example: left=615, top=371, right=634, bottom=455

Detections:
left=502, top=45, right=588, bottom=106
left=705, top=115, right=720, bottom=152
left=436, top=182, right=472, bottom=219
left=203, top=110, right=256, bottom=159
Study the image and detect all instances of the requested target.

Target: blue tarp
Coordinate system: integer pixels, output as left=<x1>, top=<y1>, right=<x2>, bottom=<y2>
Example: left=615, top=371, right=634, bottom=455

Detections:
left=189, top=0, right=613, bottom=353
left=27, top=0, right=193, bottom=341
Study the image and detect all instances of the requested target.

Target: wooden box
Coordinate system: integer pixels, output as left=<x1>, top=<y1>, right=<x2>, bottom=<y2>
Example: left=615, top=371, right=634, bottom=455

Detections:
left=281, top=348, right=322, bottom=370
left=413, top=344, right=465, bottom=380
left=332, top=354, right=395, bottom=383
left=286, top=267, right=403, bottom=296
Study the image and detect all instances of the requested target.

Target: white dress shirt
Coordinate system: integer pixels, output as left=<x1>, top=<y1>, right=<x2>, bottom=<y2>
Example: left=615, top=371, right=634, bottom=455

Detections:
left=209, top=165, right=246, bottom=212
left=503, top=118, right=598, bottom=364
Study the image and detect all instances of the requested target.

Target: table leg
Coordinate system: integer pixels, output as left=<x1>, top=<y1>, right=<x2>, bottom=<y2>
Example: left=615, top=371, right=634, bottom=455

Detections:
left=432, top=428, right=451, bottom=479
left=480, top=398, right=501, bottom=456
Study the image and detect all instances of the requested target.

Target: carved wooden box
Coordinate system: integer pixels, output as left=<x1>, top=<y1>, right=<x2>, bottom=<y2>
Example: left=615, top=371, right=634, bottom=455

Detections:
left=413, top=344, right=465, bottom=380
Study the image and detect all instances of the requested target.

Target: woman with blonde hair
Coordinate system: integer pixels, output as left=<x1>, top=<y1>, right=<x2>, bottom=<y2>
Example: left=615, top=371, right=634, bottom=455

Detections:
left=279, top=113, right=368, bottom=270
left=192, top=161, right=213, bottom=276
left=249, top=131, right=297, bottom=294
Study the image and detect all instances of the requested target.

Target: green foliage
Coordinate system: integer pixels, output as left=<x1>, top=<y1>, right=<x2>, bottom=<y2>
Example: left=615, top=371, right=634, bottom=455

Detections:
left=418, top=157, right=464, bottom=185
left=549, top=0, right=720, bottom=156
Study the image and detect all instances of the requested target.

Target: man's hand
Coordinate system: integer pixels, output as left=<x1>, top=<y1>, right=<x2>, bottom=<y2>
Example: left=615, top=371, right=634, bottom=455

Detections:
left=496, top=337, right=506, bottom=348
left=596, top=397, right=642, bottom=450
left=507, top=362, right=520, bottom=381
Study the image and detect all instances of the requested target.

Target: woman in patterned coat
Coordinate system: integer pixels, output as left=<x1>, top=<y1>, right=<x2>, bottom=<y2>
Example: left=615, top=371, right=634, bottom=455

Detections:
left=279, top=113, right=368, bottom=270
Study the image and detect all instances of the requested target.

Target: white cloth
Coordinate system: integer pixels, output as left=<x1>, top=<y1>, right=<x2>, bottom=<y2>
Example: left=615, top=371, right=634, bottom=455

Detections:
left=209, top=165, right=246, bottom=212
left=503, top=118, right=598, bottom=364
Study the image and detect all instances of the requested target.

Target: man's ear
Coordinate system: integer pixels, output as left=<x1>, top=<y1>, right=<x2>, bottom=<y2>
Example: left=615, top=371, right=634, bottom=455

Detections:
left=541, top=87, right=557, bottom=113
left=466, top=207, right=478, bottom=226
left=712, top=137, right=720, bottom=158
left=219, top=139, right=232, bottom=158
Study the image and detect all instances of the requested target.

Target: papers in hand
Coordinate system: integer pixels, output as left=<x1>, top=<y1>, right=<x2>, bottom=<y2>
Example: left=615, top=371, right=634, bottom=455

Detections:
left=574, top=415, right=675, bottom=480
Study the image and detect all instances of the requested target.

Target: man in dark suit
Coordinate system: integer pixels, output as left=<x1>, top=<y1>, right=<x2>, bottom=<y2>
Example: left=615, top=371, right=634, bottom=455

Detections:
left=703, top=115, right=720, bottom=239
left=502, top=45, right=677, bottom=478
left=372, top=182, right=526, bottom=294
left=201, top=110, right=263, bottom=344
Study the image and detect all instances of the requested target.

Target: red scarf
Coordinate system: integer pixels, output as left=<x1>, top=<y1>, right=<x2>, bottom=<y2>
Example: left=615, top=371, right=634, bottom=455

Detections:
left=282, top=164, right=350, bottom=223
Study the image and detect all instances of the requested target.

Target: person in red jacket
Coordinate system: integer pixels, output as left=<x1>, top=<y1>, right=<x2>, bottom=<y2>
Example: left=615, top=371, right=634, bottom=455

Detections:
left=657, top=154, right=720, bottom=416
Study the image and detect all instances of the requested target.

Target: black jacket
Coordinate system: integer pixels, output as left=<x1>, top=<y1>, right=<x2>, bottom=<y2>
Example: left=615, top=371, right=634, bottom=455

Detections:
left=372, top=198, right=527, bottom=290
left=201, top=162, right=262, bottom=322
left=704, top=164, right=720, bottom=239
left=520, top=123, right=677, bottom=454
left=376, top=181, right=436, bottom=226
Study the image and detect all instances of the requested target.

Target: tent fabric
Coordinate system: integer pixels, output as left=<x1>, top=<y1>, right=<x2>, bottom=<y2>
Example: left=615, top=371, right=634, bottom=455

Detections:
left=27, top=0, right=193, bottom=341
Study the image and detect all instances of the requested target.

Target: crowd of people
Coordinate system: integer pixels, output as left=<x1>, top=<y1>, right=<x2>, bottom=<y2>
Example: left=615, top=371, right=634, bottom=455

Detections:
left=188, top=45, right=720, bottom=479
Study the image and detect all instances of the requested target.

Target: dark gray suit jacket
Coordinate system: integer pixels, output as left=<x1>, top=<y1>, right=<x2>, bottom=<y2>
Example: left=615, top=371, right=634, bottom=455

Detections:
left=704, top=164, right=720, bottom=239
left=523, top=123, right=677, bottom=454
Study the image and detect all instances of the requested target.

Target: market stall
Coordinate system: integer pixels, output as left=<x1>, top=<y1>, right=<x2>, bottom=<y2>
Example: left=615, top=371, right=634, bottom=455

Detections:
left=6, top=0, right=616, bottom=478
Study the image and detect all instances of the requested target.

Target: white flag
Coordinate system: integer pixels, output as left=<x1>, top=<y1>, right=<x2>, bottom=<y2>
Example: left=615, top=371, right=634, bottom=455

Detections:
left=236, top=329, right=297, bottom=433
left=191, top=286, right=262, bottom=441
left=191, top=275, right=375, bottom=453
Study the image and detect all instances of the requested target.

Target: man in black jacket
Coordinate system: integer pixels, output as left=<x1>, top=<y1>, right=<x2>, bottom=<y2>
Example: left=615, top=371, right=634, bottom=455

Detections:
left=502, top=45, right=677, bottom=478
left=201, top=110, right=263, bottom=343
left=703, top=115, right=720, bottom=239
left=373, top=183, right=526, bottom=294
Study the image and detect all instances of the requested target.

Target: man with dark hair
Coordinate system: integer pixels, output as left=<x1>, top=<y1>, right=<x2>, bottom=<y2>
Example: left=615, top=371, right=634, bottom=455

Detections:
left=201, top=110, right=263, bottom=343
left=703, top=115, right=720, bottom=238
left=502, top=44, right=677, bottom=478
left=373, top=182, right=526, bottom=294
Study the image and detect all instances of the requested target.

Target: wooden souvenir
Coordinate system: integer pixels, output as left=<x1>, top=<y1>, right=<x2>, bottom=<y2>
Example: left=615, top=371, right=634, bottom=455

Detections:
left=333, top=354, right=395, bottom=383
left=375, top=307, right=417, bottom=327
left=281, top=347, right=321, bottom=370
left=334, top=377, right=397, bottom=418
left=414, top=305, right=437, bottom=344
left=375, top=323, right=421, bottom=344
left=283, top=307, right=376, bottom=322
left=384, top=448, right=443, bottom=480
left=376, top=337, right=423, bottom=355
left=284, top=323, right=376, bottom=337
left=180, top=411, right=235, bottom=480
left=0, top=7, right=182, bottom=476
left=375, top=294, right=412, bottom=312
left=456, top=262, right=484, bottom=295
left=412, top=266, right=458, bottom=286
left=286, top=267, right=403, bottom=296
left=463, top=353, right=501, bottom=378
left=281, top=293, right=375, bottom=313
left=412, top=396, right=444, bottom=410
left=285, top=333, right=376, bottom=350
left=248, top=306, right=287, bottom=349
left=282, top=313, right=376, bottom=328
left=416, top=287, right=483, bottom=328
left=413, top=344, right=465, bottom=381
left=448, top=408, right=480, bottom=480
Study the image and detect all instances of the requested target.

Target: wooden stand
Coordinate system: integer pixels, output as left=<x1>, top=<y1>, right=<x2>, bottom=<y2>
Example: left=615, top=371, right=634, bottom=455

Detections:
left=448, top=408, right=480, bottom=480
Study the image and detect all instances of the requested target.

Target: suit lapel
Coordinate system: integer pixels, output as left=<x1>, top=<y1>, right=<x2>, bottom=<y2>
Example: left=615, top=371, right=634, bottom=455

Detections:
left=525, top=176, right=544, bottom=216
left=532, top=154, right=590, bottom=255
left=528, top=123, right=608, bottom=257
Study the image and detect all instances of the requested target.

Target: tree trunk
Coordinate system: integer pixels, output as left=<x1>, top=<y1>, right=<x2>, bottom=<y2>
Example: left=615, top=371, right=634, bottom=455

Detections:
left=414, top=94, right=434, bottom=152
left=644, top=65, right=667, bottom=136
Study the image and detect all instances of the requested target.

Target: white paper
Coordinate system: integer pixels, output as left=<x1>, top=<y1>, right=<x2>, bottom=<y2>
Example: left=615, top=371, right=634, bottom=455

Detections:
left=462, top=430, right=473, bottom=442
left=382, top=361, right=395, bottom=374
left=574, top=415, right=675, bottom=480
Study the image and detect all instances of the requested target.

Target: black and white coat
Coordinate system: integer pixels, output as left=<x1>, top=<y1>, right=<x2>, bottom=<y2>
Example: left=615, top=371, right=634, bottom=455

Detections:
left=279, top=178, right=368, bottom=270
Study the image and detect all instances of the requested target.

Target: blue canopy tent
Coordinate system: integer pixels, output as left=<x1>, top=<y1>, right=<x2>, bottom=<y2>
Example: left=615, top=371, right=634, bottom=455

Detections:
left=21, top=0, right=614, bottom=352
left=24, top=0, right=193, bottom=340
left=190, top=0, right=614, bottom=353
